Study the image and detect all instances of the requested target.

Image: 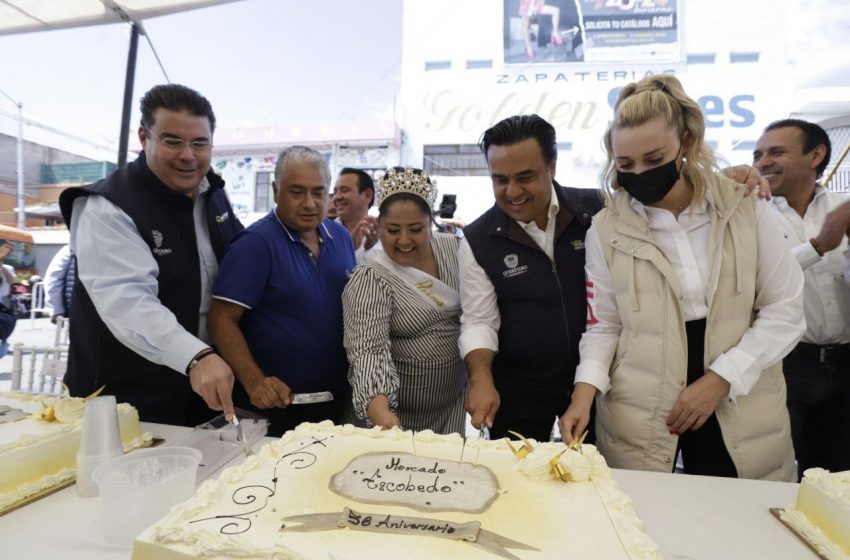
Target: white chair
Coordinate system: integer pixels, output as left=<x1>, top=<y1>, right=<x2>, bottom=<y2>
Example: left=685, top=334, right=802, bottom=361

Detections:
left=29, top=281, right=51, bottom=328
left=54, top=316, right=70, bottom=347
left=10, top=343, right=67, bottom=394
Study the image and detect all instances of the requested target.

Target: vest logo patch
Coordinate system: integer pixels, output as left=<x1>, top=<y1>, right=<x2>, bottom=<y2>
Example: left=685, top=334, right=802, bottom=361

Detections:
left=215, top=211, right=230, bottom=223
left=151, top=229, right=173, bottom=256
left=502, top=253, right=528, bottom=278
left=571, top=239, right=585, bottom=251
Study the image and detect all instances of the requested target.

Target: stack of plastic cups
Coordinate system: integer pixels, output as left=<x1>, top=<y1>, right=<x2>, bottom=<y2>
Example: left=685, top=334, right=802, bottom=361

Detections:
left=76, top=395, right=123, bottom=498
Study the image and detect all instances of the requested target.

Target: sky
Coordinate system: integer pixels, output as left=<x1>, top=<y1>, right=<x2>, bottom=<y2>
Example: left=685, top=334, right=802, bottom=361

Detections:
left=0, top=0, right=403, bottom=149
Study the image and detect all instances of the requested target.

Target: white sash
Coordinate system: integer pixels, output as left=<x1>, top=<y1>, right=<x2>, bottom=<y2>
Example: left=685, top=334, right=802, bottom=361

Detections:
left=374, top=250, right=460, bottom=317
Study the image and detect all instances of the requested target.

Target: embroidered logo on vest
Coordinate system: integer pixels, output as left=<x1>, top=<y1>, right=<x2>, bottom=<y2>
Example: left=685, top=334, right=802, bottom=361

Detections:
left=215, top=212, right=230, bottom=223
left=571, top=239, right=585, bottom=251
left=502, top=253, right=528, bottom=278
left=151, top=229, right=173, bottom=256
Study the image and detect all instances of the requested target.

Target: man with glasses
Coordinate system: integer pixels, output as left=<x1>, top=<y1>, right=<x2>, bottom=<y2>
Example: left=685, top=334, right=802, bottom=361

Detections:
left=59, top=84, right=243, bottom=427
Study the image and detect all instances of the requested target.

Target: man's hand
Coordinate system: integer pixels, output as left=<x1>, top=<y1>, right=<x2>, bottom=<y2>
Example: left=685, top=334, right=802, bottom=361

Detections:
left=723, top=164, right=771, bottom=199
left=244, top=375, right=293, bottom=409
left=814, top=200, right=850, bottom=254
left=0, top=243, right=12, bottom=261
left=465, top=375, right=500, bottom=430
left=188, top=353, right=236, bottom=421
left=351, top=216, right=379, bottom=251
left=464, top=349, right=499, bottom=430
left=558, top=382, right=596, bottom=443
left=666, top=371, right=730, bottom=435
left=367, top=394, right=402, bottom=430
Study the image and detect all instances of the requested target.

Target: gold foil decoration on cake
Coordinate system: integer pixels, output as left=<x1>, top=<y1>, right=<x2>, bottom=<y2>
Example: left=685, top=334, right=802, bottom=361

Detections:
left=550, top=451, right=572, bottom=482
left=567, top=430, right=588, bottom=454
left=36, top=385, right=106, bottom=422
left=505, top=430, right=535, bottom=459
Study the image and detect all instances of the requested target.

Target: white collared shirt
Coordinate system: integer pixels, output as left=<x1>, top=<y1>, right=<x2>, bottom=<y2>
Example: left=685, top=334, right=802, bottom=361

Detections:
left=458, top=183, right=559, bottom=358
left=577, top=191, right=805, bottom=401
left=771, top=185, right=850, bottom=344
left=44, top=244, right=73, bottom=315
left=69, top=178, right=216, bottom=375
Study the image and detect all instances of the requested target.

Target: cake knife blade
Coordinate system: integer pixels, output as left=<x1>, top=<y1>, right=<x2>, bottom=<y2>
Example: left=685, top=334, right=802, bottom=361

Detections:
left=232, top=414, right=253, bottom=457
left=290, top=391, right=334, bottom=405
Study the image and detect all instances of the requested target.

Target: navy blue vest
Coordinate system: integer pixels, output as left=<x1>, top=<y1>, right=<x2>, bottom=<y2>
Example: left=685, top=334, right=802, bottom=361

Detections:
left=464, top=183, right=602, bottom=400
left=59, top=153, right=243, bottom=426
left=61, top=253, right=76, bottom=313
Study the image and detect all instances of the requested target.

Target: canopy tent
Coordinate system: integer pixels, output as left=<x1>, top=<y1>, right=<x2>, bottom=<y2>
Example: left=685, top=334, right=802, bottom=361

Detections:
left=0, top=0, right=242, bottom=165
left=0, top=0, right=240, bottom=36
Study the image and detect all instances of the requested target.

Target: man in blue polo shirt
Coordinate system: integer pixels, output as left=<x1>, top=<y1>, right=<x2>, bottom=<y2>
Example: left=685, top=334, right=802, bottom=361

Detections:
left=209, top=145, right=355, bottom=436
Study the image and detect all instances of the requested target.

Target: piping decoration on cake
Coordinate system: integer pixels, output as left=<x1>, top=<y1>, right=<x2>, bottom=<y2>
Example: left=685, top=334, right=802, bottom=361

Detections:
left=509, top=430, right=595, bottom=483
left=282, top=507, right=539, bottom=560
left=189, top=434, right=332, bottom=535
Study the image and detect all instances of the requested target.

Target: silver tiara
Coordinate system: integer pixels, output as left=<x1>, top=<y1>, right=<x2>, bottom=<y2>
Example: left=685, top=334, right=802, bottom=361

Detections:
left=377, top=168, right=437, bottom=208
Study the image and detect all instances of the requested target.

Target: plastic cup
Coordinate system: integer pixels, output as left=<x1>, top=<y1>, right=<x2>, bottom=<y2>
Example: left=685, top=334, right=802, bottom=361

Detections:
left=76, top=396, right=123, bottom=497
left=91, top=446, right=202, bottom=546
left=78, top=396, right=122, bottom=457
left=76, top=453, right=121, bottom=498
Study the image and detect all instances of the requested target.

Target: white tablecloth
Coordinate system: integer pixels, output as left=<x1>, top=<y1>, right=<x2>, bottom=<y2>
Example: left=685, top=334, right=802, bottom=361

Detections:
left=0, top=422, right=815, bottom=560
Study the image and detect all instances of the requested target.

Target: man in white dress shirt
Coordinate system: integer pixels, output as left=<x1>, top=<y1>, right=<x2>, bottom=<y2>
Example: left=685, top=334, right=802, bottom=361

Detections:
left=58, top=84, right=243, bottom=426
left=754, top=118, right=850, bottom=477
left=43, top=244, right=75, bottom=324
left=333, top=168, right=379, bottom=262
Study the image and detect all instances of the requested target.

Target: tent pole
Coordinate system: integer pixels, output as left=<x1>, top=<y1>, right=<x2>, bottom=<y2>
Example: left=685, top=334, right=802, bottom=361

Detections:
left=117, top=23, right=140, bottom=167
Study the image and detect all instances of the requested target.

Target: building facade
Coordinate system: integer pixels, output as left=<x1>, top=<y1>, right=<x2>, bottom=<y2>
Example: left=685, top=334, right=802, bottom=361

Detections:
left=399, top=0, right=850, bottom=222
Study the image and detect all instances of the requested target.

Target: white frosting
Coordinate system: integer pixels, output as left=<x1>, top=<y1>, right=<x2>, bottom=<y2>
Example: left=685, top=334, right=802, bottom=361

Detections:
left=780, top=468, right=850, bottom=560
left=514, top=441, right=597, bottom=482
left=134, top=422, right=663, bottom=560
left=0, top=391, right=147, bottom=512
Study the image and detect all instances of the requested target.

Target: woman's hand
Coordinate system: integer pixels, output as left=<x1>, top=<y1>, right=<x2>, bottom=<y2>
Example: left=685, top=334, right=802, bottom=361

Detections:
left=558, top=382, right=596, bottom=443
left=666, top=371, right=730, bottom=435
left=367, top=394, right=402, bottom=430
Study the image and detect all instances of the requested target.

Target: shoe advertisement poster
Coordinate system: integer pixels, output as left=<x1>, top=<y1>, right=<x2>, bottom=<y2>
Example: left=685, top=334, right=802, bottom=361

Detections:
left=503, top=0, right=681, bottom=64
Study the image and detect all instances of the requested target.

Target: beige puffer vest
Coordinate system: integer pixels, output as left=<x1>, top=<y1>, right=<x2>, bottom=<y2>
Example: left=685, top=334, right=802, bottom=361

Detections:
left=593, top=174, right=795, bottom=481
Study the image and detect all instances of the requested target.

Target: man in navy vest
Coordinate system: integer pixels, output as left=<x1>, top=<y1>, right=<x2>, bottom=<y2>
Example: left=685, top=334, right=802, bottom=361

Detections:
left=460, top=115, right=771, bottom=443
left=59, top=84, right=243, bottom=426
left=460, top=115, right=603, bottom=442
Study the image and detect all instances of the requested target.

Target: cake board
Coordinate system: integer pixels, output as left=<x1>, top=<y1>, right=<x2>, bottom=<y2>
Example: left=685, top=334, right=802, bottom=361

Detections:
left=769, top=507, right=828, bottom=560
left=0, top=436, right=164, bottom=517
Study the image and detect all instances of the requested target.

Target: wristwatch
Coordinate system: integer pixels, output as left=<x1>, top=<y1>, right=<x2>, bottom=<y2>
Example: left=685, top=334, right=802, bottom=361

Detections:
left=186, top=348, right=216, bottom=374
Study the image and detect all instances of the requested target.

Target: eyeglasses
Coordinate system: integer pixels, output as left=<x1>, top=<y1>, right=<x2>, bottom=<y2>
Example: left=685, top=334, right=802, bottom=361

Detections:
left=144, top=128, right=212, bottom=153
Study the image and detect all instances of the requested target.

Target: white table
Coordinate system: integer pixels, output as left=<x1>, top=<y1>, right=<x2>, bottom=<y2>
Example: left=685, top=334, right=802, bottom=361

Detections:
left=0, top=422, right=815, bottom=560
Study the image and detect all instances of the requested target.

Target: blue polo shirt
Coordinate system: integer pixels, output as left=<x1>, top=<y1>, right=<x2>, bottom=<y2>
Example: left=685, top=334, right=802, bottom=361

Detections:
left=212, top=211, right=355, bottom=394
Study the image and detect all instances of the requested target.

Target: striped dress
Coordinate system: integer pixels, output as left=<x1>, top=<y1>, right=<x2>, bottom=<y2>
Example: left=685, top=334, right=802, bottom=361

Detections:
left=342, top=233, right=466, bottom=435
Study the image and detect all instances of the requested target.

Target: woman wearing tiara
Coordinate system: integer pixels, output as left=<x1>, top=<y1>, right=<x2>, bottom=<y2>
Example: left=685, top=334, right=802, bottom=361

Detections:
left=558, top=75, right=805, bottom=480
left=342, top=167, right=465, bottom=434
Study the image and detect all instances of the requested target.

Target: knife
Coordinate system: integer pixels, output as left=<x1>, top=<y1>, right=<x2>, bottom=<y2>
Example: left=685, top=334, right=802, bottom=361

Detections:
left=290, top=391, right=334, bottom=405
left=232, top=413, right=253, bottom=457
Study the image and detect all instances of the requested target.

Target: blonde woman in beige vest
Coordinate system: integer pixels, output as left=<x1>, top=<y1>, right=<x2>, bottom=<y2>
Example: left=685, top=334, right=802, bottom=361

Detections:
left=558, top=75, right=805, bottom=481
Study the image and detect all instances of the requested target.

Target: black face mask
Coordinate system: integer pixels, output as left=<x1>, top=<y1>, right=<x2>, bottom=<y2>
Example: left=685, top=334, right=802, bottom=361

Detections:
left=617, top=145, right=684, bottom=206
